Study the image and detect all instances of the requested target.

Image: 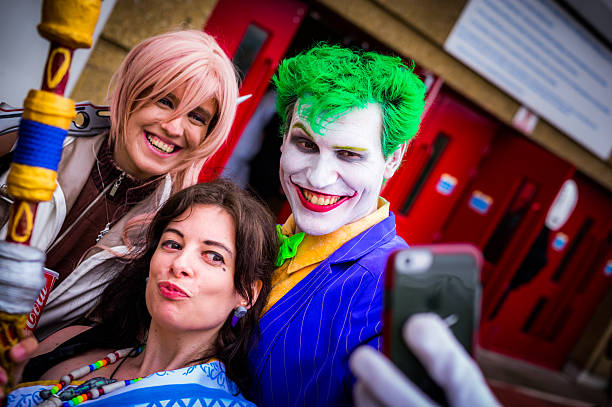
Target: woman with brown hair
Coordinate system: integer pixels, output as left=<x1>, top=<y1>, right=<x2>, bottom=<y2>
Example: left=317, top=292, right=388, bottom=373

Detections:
left=1, top=179, right=278, bottom=406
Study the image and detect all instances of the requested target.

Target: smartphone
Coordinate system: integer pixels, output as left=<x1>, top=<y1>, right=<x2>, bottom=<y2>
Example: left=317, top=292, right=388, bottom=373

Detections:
left=383, top=244, right=482, bottom=406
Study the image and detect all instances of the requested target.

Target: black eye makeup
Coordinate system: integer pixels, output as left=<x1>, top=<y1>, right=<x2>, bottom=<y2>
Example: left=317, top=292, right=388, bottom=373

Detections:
left=203, top=251, right=225, bottom=266
left=292, top=134, right=318, bottom=153
left=336, top=150, right=365, bottom=161
left=189, top=111, right=209, bottom=126
left=157, top=96, right=175, bottom=109
left=161, top=239, right=181, bottom=250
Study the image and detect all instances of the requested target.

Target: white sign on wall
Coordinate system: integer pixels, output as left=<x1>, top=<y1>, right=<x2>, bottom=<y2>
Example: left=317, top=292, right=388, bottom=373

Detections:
left=444, top=0, right=612, bottom=160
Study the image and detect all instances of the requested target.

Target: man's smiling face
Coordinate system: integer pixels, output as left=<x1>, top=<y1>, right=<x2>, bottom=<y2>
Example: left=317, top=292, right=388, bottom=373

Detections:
left=279, top=102, right=394, bottom=236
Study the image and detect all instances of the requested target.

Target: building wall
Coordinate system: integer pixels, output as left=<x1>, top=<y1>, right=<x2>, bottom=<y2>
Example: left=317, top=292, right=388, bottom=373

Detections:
left=70, top=0, right=219, bottom=104
left=319, top=0, right=612, bottom=192
left=75, top=0, right=612, bottom=191
left=568, top=288, right=612, bottom=378
left=0, top=0, right=116, bottom=106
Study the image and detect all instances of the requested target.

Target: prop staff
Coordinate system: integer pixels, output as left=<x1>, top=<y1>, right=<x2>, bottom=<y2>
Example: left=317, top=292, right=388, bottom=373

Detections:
left=0, top=0, right=101, bottom=388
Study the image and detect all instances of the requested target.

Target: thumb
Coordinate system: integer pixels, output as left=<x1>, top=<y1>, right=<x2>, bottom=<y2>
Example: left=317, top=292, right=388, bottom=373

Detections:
left=10, top=336, right=39, bottom=363
left=403, top=314, right=501, bottom=407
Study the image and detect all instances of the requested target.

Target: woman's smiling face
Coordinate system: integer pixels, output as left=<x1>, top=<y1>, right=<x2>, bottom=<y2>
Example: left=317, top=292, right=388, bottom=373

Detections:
left=279, top=103, right=397, bottom=236
left=115, top=83, right=217, bottom=179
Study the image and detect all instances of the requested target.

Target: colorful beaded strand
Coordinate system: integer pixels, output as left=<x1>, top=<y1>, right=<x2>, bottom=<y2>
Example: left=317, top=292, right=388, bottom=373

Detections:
left=38, top=346, right=144, bottom=407
left=63, top=378, right=143, bottom=406
left=45, top=348, right=132, bottom=396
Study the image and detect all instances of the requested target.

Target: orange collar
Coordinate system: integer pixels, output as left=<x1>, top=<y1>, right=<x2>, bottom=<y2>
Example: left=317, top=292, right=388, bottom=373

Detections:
left=280, top=198, right=389, bottom=274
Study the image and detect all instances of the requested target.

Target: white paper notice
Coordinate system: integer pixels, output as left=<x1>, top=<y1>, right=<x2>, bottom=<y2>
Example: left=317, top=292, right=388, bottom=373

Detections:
left=444, top=0, right=612, bottom=159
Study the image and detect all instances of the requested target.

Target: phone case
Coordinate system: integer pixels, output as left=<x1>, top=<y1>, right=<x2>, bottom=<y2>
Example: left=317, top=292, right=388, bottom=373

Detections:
left=383, top=244, right=482, bottom=406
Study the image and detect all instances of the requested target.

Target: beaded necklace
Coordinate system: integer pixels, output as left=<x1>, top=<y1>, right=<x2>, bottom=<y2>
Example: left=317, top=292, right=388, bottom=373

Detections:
left=37, top=345, right=144, bottom=407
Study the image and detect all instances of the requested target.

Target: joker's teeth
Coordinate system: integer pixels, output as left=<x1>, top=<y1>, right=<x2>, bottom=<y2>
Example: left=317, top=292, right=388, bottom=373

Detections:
left=146, top=134, right=175, bottom=153
left=302, top=189, right=341, bottom=206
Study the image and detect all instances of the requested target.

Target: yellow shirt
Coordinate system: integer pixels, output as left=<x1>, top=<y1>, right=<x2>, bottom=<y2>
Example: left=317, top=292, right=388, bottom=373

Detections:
left=263, top=198, right=390, bottom=314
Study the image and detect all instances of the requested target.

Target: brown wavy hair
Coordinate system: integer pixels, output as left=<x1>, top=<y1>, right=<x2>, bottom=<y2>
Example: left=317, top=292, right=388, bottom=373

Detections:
left=89, top=179, right=278, bottom=390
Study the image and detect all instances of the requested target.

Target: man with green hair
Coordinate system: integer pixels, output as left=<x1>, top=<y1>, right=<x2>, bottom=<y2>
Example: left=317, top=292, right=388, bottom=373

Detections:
left=247, top=44, right=423, bottom=405
left=248, top=44, right=501, bottom=407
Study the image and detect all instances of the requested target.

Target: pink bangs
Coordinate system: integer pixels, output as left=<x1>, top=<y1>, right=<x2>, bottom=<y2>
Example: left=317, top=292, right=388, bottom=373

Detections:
left=108, top=30, right=239, bottom=190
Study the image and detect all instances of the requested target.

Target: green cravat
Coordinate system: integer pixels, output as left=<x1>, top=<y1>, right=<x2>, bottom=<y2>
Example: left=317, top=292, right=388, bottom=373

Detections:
left=275, top=224, right=305, bottom=267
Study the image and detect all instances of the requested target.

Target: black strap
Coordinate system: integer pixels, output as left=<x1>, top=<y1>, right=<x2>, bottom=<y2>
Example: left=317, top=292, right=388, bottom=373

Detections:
left=22, top=325, right=108, bottom=382
left=0, top=151, right=12, bottom=175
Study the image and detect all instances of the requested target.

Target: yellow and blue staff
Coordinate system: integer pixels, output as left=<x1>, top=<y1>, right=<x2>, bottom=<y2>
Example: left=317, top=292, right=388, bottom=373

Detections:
left=0, top=0, right=101, bottom=388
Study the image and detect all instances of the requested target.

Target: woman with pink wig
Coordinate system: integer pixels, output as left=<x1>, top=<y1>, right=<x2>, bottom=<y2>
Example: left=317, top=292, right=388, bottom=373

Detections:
left=0, top=30, right=239, bottom=339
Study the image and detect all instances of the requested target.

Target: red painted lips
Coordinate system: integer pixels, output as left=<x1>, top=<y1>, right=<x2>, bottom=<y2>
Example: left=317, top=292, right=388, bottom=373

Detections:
left=158, top=281, right=190, bottom=299
left=295, top=184, right=354, bottom=212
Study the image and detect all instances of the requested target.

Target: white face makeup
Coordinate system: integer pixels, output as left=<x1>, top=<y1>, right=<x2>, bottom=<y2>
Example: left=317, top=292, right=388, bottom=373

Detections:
left=279, top=103, right=399, bottom=236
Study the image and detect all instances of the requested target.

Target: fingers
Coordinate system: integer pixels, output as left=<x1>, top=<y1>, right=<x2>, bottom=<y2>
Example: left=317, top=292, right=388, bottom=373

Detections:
left=403, top=314, right=501, bottom=407
left=9, top=336, right=38, bottom=363
left=350, top=345, right=436, bottom=407
left=0, top=366, right=7, bottom=398
left=353, top=381, right=383, bottom=407
left=2, top=336, right=40, bottom=392
left=403, top=314, right=474, bottom=384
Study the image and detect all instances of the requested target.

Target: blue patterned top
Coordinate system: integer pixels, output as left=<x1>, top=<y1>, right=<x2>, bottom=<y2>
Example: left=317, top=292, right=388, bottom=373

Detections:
left=8, top=360, right=256, bottom=407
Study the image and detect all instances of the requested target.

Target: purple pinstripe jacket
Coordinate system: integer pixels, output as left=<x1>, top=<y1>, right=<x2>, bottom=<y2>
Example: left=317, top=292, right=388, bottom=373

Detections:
left=248, top=212, right=406, bottom=406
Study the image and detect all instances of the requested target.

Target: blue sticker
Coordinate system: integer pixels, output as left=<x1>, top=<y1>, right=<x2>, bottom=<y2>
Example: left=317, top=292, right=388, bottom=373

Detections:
left=604, top=261, right=612, bottom=277
left=552, top=233, right=568, bottom=251
left=468, top=191, right=493, bottom=215
left=436, top=173, right=458, bottom=196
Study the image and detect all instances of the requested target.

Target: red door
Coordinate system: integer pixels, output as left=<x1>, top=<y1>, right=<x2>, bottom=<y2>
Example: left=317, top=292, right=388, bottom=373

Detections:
left=384, top=89, right=498, bottom=244
left=434, top=127, right=580, bottom=367
left=199, top=0, right=307, bottom=181
left=479, top=173, right=612, bottom=369
left=438, top=128, right=575, bottom=286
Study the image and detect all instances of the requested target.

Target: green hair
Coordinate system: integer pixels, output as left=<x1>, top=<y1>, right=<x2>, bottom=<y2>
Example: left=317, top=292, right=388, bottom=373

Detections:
left=273, top=43, right=426, bottom=157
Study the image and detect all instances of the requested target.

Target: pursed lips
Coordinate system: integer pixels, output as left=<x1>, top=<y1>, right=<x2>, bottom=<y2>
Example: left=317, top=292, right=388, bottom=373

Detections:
left=158, top=281, right=192, bottom=298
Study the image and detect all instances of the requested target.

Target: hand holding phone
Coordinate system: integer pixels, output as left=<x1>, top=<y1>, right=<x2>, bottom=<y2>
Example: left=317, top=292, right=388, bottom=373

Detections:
left=351, top=314, right=500, bottom=407
left=383, top=244, right=482, bottom=406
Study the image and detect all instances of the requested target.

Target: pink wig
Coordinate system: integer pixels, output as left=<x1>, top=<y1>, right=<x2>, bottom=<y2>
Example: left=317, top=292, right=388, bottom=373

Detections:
left=108, top=30, right=239, bottom=190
